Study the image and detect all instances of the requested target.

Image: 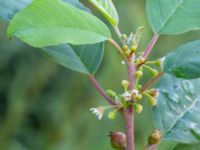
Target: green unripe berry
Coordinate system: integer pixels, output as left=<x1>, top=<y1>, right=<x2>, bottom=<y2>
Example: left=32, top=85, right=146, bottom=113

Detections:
left=121, top=80, right=129, bottom=91
left=121, top=34, right=127, bottom=40
left=125, top=50, right=131, bottom=57
left=108, top=111, right=116, bottom=120
left=136, top=94, right=143, bottom=100
left=148, top=129, right=162, bottom=145
left=148, top=97, right=157, bottom=106
left=135, top=104, right=143, bottom=114
left=130, top=45, right=137, bottom=52
left=137, top=57, right=145, bottom=65
left=135, top=70, right=143, bottom=79
left=122, top=44, right=128, bottom=51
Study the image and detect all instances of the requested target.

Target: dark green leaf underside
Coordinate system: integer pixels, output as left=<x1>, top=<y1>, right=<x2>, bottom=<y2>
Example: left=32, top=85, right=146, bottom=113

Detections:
left=40, top=43, right=104, bottom=74
left=173, top=143, right=200, bottom=150
left=164, top=40, right=200, bottom=79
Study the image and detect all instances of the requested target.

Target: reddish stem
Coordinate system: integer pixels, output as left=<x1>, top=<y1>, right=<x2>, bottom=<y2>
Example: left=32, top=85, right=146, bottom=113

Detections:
left=127, top=54, right=135, bottom=89
left=141, top=72, right=163, bottom=93
left=124, top=54, right=135, bottom=150
left=108, top=38, right=128, bottom=63
left=142, top=35, right=159, bottom=60
left=88, top=75, right=115, bottom=105
left=124, top=107, right=134, bottom=150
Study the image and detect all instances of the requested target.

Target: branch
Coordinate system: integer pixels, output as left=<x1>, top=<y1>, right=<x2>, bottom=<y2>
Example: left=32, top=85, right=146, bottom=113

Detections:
left=142, top=35, right=159, bottom=60
left=108, top=38, right=128, bottom=63
left=124, top=53, right=136, bottom=150
left=113, top=26, right=122, bottom=40
left=141, top=72, right=164, bottom=93
left=124, top=108, right=134, bottom=150
left=88, top=75, right=116, bottom=105
left=127, top=54, right=135, bottom=89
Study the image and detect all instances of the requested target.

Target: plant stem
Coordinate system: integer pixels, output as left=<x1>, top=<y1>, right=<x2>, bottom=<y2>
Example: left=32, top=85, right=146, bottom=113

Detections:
left=142, top=35, right=159, bottom=60
left=141, top=72, right=163, bottom=93
left=124, top=54, right=135, bottom=150
left=88, top=75, right=116, bottom=105
left=113, top=26, right=122, bottom=40
left=108, top=38, right=128, bottom=63
left=127, top=54, right=135, bottom=89
left=124, top=107, right=134, bottom=150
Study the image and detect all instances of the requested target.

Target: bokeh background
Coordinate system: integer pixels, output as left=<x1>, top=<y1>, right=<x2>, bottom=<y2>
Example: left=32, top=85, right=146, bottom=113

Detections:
left=0, top=0, right=200, bottom=150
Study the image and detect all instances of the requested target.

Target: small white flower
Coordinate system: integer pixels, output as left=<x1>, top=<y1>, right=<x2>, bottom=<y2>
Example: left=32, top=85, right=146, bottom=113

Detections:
left=90, top=107, right=105, bottom=120
left=121, top=61, right=126, bottom=64
left=114, top=96, right=122, bottom=105
left=122, top=91, right=132, bottom=101
left=131, top=89, right=139, bottom=98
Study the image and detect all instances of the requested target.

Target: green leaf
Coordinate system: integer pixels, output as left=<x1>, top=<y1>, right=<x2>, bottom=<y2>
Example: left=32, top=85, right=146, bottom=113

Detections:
left=0, top=0, right=87, bottom=22
left=173, top=144, right=200, bottom=150
left=164, top=40, right=200, bottom=79
left=0, top=0, right=88, bottom=21
left=2, top=0, right=104, bottom=75
left=40, top=43, right=104, bottom=75
left=7, top=0, right=111, bottom=47
left=89, top=0, right=119, bottom=26
left=147, top=0, right=200, bottom=34
left=153, top=74, right=200, bottom=143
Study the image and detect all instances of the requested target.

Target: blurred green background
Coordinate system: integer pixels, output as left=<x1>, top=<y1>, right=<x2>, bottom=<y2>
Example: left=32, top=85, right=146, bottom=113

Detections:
left=0, top=0, right=200, bottom=150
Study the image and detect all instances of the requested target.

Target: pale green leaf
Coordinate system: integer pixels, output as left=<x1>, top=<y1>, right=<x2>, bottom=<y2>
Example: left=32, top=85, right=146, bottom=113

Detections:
left=147, top=0, right=200, bottom=34
left=7, top=0, right=111, bottom=47
left=164, top=40, right=200, bottom=79
left=89, top=0, right=119, bottom=26
left=153, top=74, right=200, bottom=143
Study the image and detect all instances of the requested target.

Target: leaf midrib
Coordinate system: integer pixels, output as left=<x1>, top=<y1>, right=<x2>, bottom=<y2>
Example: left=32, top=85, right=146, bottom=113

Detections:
left=165, top=95, right=200, bottom=134
left=158, top=0, right=186, bottom=33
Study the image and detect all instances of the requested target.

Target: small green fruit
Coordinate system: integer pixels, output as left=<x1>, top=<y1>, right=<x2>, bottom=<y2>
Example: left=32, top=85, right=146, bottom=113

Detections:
left=135, top=104, right=143, bottom=114
left=148, top=97, right=157, bottom=106
left=121, top=34, right=127, bottom=40
left=130, top=45, right=137, bottom=52
left=122, top=44, right=128, bottom=51
left=108, top=111, right=116, bottom=120
left=121, top=80, right=129, bottom=91
left=135, top=70, right=143, bottom=79
left=148, top=129, right=162, bottom=145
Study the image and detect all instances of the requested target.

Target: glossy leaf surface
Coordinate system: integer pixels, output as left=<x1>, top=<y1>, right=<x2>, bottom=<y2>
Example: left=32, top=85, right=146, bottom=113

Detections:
left=147, top=0, right=200, bottom=34
left=7, top=0, right=111, bottom=47
left=164, top=40, right=200, bottom=79
left=1, top=0, right=104, bottom=75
